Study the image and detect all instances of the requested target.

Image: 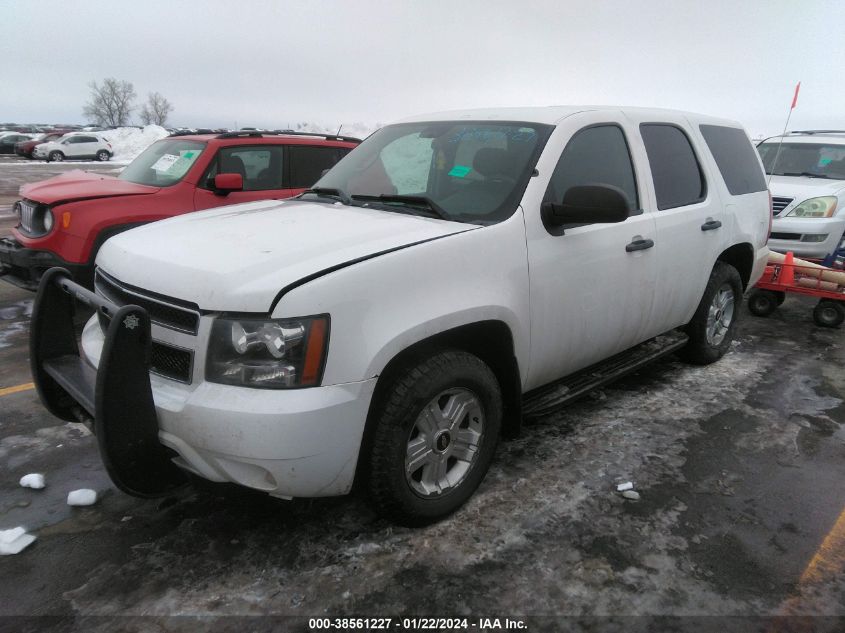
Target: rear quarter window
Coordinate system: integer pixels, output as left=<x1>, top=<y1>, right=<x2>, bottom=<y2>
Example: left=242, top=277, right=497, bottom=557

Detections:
left=700, top=125, right=767, bottom=195
left=640, top=124, right=706, bottom=210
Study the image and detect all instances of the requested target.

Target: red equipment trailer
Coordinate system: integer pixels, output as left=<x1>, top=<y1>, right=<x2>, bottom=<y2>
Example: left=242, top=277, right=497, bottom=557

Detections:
left=747, top=251, right=845, bottom=327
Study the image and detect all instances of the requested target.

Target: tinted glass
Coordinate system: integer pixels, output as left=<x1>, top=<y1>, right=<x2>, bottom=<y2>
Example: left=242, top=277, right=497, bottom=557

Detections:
left=119, top=139, right=206, bottom=187
left=640, top=124, right=706, bottom=210
left=204, top=146, right=284, bottom=191
left=313, top=121, right=553, bottom=224
left=699, top=125, right=766, bottom=195
left=289, top=145, right=350, bottom=188
left=545, top=125, right=638, bottom=211
left=757, top=142, right=845, bottom=180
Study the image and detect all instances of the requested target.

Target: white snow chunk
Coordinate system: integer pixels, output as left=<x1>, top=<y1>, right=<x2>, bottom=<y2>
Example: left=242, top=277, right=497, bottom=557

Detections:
left=67, top=489, right=98, bottom=506
left=616, top=481, right=634, bottom=492
left=622, top=490, right=641, bottom=500
left=19, top=473, right=46, bottom=489
left=0, top=527, right=36, bottom=555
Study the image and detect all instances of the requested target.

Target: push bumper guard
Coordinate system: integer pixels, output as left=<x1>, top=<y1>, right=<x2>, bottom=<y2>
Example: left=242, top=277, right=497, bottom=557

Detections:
left=30, top=267, right=186, bottom=497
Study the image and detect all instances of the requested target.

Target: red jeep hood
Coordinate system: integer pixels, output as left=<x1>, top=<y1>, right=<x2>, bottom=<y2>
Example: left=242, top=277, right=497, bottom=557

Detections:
left=21, top=170, right=160, bottom=204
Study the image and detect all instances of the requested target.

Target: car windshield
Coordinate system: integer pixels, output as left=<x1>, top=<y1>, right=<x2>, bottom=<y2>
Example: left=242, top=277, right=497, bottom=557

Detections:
left=119, top=139, right=206, bottom=187
left=757, top=141, right=845, bottom=179
left=309, top=121, right=553, bottom=224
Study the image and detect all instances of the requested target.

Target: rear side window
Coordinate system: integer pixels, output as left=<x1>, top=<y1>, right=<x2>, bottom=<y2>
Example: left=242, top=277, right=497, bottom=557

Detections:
left=545, top=124, right=639, bottom=212
left=640, top=124, right=706, bottom=210
left=700, top=125, right=767, bottom=195
left=288, top=145, right=351, bottom=189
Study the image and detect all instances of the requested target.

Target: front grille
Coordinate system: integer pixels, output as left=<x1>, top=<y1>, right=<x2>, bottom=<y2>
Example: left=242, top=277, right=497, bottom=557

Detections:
left=770, top=232, right=801, bottom=241
left=150, top=341, right=193, bottom=383
left=95, top=269, right=200, bottom=335
left=17, top=199, right=45, bottom=235
left=772, top=196, right=793, bottom=216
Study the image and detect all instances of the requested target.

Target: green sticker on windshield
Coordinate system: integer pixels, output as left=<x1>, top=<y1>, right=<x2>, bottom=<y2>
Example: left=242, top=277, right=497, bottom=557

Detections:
left=820, top=158, right=832, bottom=166
left=448, top=165, right=471, bottom=178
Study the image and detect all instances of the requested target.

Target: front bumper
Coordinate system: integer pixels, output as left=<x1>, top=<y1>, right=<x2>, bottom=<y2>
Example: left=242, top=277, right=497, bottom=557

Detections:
left=0, top=237, right=92, bottom=291
left=769, top=216, right=845, bottom=259
left=32, top=268, right=374, bottom=499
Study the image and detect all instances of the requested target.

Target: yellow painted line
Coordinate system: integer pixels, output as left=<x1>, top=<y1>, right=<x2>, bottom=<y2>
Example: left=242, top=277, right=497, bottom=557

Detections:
left=797, top=505, right=845, bottom=585
left=0, top=382, right=35, bottom=397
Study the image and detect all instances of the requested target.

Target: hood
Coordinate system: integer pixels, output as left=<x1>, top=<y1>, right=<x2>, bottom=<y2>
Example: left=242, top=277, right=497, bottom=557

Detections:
left=768, top=175, right=845, bottom=202
left=97, top=198, right=477, bottom=312
left=21, top=170, right=159, bottom=205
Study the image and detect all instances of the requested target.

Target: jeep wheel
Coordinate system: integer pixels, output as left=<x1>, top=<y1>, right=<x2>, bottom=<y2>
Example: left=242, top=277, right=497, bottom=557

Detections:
left=48, top=151, right=64, bottom=162
left=747, top=289, right=779, bottom=317
left=96, top=150, right=110, bottom=162
left=367, top=350, right=502, bottom=526
left=680, top=261, right=743, bottom=365
left=813, top=300, right=844, bottom=328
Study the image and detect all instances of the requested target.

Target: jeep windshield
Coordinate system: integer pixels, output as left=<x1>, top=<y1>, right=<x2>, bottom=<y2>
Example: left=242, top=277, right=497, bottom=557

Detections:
left=119, top=139, right=206, bottom=187
left=307, top=121, right=553, bottom=224
left=757, top=141, right=845, bottom=180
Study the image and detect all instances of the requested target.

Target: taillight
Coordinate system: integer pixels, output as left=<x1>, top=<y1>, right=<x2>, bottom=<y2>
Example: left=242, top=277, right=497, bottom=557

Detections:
left=767, top=190, right=773, bottom=238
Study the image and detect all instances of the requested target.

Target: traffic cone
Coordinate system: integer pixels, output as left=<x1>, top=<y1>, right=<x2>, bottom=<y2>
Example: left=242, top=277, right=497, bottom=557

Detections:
left=782, top=251, right=795, bottom=286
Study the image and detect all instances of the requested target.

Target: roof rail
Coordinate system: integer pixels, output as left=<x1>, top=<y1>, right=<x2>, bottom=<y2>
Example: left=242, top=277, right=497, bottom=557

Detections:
left=214, top=130, right=362, bottom=142
left=789, top=130, right=845, bottom=135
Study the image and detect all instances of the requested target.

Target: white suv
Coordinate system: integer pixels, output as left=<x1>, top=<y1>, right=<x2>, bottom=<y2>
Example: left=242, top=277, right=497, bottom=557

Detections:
left=33, top=133, right=113, bottom=162
left=757, top=131, right=845, bottom=259
left=31, top=106, right=770, bottom=525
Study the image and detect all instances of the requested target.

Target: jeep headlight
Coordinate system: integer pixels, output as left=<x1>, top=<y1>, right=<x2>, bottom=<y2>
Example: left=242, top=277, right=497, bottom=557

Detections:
left=206, top=315, right=329, bottom=389
left=786, top=196, right=838, bottom=218
left=42, top=208, right=54, bottom=232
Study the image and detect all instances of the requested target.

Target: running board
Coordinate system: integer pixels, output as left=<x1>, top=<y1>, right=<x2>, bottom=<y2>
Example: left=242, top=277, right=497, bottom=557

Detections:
left=522, top=331, right=689, bottom=419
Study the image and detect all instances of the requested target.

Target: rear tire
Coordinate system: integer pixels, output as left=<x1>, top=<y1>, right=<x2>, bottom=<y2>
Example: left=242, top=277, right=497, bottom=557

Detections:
left=813, top=300, right=844, bottom=328
left=747, top=289, right=779, bottom=317
left=680, top=261, right=743, bottom=365
left=48, top=151, right=64, bottom=162
left=96, top=150, right=110, bottom=162
left=366, top=349, right=502, bottom=526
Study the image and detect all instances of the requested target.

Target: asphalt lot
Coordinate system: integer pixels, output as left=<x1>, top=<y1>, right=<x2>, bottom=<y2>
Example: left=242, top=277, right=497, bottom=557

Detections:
left=0, top=161, right=844, bottom=632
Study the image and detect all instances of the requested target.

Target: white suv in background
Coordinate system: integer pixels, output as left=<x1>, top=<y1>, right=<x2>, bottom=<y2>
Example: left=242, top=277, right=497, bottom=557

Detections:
left=31, top=106, right=769, bottom=525
left=33, top=133, right=113, bottom=162
left=757, top=131, right=845, bottom=259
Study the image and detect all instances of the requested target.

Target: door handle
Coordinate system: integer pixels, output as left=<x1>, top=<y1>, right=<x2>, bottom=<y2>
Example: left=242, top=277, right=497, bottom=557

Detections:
left=701, top=219, right=722, bottom=231
left=625, top=238, right=655, bottom=252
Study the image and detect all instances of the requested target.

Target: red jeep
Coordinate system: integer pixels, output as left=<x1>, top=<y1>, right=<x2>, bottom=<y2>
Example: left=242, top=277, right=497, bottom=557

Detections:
left=0, top=131, right=360, bottom=289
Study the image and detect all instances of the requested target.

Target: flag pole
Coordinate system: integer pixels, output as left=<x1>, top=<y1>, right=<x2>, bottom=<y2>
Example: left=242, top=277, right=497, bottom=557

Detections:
left=767, top=81, right=801, bottom=187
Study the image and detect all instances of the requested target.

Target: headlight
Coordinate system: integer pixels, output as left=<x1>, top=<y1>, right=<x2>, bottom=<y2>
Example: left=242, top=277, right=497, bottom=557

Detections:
left=41, top=209, right=54, bottom=232
left=786, top=196, right=838, bottom=218
left=206, top=315, right=329, bottom=389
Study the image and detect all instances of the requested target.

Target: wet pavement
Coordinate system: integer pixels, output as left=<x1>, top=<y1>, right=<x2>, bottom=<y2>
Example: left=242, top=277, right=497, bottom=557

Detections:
left=1, top=166, right=844, bottom=631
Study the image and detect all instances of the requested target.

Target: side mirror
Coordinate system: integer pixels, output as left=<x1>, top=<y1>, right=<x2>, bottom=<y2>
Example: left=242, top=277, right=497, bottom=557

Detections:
left=541, top=184, right=630, bottom=227
left=213, top=173, right=243, bottom=194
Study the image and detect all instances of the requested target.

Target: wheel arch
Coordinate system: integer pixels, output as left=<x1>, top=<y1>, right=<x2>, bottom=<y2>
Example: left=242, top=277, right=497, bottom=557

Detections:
left=353, top=319, right=523, bottom=489
left=717, top=242, right=754, bottom=290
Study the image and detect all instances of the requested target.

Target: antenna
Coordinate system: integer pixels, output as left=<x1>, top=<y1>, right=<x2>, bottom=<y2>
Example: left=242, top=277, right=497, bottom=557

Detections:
left=337, top=124, right=343, bottom=136
left=767, top=82, right=801, bottom=187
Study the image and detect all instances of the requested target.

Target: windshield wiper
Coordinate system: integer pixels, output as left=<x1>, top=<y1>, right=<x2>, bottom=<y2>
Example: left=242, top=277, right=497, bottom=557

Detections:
left=301, top=187, right=352, bottom=205
left=779, top=171, right=832, bottom=179
left=352, top=194, right=450, bottom=221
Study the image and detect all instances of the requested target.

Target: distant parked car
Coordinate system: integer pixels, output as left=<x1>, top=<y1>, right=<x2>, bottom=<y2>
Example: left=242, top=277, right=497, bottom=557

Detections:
left=0, top=130, right=360, bottom=289
left=32, top=134, right=113, bottom=162
left=0, top=132, right=33, bottom=154
left=15, top=131, right=69, bottom=158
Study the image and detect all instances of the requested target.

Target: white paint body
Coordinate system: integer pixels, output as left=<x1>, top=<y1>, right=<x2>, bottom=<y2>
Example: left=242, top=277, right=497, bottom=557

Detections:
left=83, top=106, right=770, bottom=499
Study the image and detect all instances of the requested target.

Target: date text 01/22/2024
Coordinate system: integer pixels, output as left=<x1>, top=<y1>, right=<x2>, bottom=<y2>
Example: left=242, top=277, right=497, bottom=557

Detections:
left=308, top=617, right=528, bottom=630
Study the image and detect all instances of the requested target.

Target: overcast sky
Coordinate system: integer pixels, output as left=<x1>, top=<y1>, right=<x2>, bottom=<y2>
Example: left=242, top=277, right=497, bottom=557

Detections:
left=2, top=0, right=843, bottom=136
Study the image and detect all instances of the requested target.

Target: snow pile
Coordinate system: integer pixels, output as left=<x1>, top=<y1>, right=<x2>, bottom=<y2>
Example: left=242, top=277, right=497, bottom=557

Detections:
left=101, top=125, right=169, bottom=163
left=19, top=473, right=45, bottom=489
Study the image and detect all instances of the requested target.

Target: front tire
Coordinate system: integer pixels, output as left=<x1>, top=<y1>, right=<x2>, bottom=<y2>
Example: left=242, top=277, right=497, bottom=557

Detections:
left=367, top=350, right=502, bottom=526
left=680, top=261, right=743, bottom=365
left=48, top=151, right=64, bottom=162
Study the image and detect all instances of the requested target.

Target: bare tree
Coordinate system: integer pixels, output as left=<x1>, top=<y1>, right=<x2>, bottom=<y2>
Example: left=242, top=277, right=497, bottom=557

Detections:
left=139, top=92, right=174, bottom=126
left=83, top=78, right=136, bottom=127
